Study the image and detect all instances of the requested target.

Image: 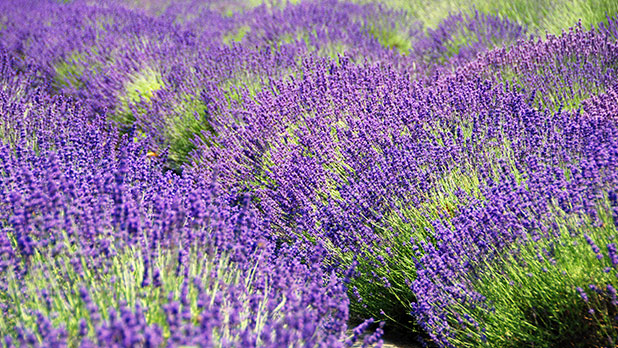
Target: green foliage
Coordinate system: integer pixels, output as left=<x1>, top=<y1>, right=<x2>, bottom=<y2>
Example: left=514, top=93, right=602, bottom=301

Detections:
left=220, top=72, right=265, bottom=104
left=165, top=64, right=299, bottom=168
left=53, top=48, right=103, bottom=90
left=333, top=117, right=524, bottom=327
left=447, top=200, right=618, bottom=347
left=352, top=0, right=618, bottom=35
left=219, top=64, right=298, bottom=105
left=216, top=0, right=302, bottom=17
left=230, top=96, right=526, bottom=328
left=54, top=52, right=85, bottom=89
left=0, top=84, right=34, bottom=150
left=339, top=167, right=485, bottom=329
left=123, top=68, right=164, bottom=107
left=317, top=42, right=351, bottom=60
left=222, top=25, right=251, bottom=46
left=165, top=94, right=216, bottom=167
left=0, top=240, right=273, bottom=345
left=359, top=9, right=417, bottom=56
left=541, top=0, right=618, bottom=36
left=497, top=49, right=618, bottom=113
left=223, top=25, right=251, bottom=46
left=114, top=68, right=164, bottom=127
left=368, top=25, right=413, bottom=54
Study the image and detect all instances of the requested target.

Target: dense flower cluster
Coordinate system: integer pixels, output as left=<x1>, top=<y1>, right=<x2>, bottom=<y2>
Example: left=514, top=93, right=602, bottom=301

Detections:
left=1, top=0, right=618, bottom=347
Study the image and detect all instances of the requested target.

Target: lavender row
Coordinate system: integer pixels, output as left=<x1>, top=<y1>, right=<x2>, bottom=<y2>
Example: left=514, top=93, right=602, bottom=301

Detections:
left=1, top=0, right=617, bottom=347
left=0, top=45, right=365, bottom=347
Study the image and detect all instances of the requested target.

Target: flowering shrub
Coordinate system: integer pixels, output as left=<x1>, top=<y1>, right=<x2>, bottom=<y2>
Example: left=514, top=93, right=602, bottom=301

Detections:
left=1, top=0, right=618, bottom=347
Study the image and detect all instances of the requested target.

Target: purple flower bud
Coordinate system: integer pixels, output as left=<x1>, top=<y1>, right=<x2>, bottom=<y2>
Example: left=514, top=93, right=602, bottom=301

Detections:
left=576, top=287, right=589, bottom=302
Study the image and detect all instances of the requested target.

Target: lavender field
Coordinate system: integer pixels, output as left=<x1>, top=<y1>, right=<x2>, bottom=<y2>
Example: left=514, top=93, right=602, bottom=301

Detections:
left=1, top=0, right=618, bottom=347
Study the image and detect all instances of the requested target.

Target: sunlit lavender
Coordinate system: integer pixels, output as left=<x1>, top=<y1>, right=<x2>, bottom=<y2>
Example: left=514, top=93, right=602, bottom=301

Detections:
left=1, top=0, right=618, bottom=347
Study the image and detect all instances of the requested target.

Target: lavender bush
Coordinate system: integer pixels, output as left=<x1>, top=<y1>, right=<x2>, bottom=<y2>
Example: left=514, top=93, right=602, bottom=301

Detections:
left=1, top=0, right=618, bottom=347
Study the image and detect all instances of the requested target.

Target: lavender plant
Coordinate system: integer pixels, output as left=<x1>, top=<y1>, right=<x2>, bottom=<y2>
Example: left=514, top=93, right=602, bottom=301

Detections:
left=2, top=0, right=618, bottom=347
left=0, top=39, right=357, bottom=347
